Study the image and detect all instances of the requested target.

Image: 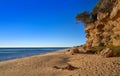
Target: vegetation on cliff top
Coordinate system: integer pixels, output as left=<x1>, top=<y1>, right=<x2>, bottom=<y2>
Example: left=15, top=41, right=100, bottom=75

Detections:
left=76, top=11, right=92, bottom=24
left=76, top=0, right=115, bottom=24
left=75, top=0, right=100, bottom=24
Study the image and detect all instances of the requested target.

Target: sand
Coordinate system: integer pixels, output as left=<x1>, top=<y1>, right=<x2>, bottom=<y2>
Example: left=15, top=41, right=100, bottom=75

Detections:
left=0, top=50, right=120, bottom=76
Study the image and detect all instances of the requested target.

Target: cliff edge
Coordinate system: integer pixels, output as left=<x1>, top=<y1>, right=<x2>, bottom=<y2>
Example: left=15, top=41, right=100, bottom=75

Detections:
left=84, top=0, right=120, bottom=49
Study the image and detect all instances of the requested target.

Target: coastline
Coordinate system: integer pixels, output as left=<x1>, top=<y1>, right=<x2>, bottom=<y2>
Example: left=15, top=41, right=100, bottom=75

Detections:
left=0, top=47, right=69, bottom=61
left=0, top=49, right=120, bottom=76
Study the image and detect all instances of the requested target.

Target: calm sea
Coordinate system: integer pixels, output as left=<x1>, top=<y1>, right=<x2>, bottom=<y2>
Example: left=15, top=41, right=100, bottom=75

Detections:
left=0, top=47, right=68, bottom=61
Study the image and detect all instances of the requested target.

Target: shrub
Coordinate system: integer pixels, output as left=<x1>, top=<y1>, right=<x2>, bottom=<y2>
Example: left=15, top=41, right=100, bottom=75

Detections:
left=76, top=11, right=91, bottom=24
left=91, top=45, right=120, bottom=56
left=91, top=46, right=105, bottom=53
left=108, top=46, right=120, bottom=56
left=99, top=0, right=114, bottom=13
left=92, top=0, right=104, bottom=15
left=76, top=0, right=115, bottom=24
left=92, top=0, right=115, bottom=14
left=76, top=0, right=105, bottom=24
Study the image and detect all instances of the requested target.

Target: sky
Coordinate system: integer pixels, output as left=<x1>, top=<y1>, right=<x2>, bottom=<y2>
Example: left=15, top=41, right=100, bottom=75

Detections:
left=0, top=0, right=98, bottom=47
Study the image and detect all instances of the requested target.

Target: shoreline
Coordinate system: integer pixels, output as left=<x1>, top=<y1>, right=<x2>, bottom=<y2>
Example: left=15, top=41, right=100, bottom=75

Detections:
left=0, top=49, right=67, bottom=62
left=0, top=48, right=69, bottom=62
left=0, top=49, right=120, bottom=76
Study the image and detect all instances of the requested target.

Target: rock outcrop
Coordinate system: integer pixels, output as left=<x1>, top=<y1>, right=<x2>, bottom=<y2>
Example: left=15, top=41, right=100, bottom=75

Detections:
left=100, top=48, right=113, bottom=57
left=85, top=0, right=120, bottom=49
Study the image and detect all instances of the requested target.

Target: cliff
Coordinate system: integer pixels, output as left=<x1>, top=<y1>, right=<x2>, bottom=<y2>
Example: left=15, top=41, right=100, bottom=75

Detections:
left=85, top=0, right=120, bottom=49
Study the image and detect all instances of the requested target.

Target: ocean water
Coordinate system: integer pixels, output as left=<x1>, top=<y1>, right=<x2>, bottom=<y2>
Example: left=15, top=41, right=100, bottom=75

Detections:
left=0, top=47, right=68, bottom=61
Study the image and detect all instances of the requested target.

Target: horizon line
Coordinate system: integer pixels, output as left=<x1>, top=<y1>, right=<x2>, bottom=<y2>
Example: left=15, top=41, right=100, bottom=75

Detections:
left=0, top=46, right=71, bottom=48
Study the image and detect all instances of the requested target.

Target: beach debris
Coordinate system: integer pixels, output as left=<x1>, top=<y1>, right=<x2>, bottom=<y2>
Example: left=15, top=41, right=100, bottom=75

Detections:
left=53, top=64, right=78, bottom=71
left=100, top=48, right=113, bottom=57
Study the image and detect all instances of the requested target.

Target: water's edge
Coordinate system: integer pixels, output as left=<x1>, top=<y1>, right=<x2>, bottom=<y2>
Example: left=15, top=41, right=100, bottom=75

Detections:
left=0, top=47, right=69, bottom=61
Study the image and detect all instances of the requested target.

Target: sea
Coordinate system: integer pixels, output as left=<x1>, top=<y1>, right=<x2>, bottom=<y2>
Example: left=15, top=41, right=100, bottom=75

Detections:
left=0, top=47, right=68, bottom=61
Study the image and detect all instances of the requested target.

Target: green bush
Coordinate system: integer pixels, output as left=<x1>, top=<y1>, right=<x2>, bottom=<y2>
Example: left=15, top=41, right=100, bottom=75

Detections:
left=76, top=0, right=105, bottom=24
left=91, top=46, right=105, bottom=53
left=108, top=46, right=120, bottom=56
left=91, top=45, right=120, bottom=56
left=76, top=11, right=91, bottom=24
left=76, top=0, right=115, bottom=24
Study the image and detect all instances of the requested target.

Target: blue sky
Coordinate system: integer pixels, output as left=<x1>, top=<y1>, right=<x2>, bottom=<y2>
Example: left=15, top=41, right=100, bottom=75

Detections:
left=0, top=0, right=98, bottom=47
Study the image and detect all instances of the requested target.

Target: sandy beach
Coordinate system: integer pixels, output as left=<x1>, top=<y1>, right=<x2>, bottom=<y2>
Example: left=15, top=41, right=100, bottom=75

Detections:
left=0, top=0, right=120, bottom=76
left=0, top=50, right=120, bottom=76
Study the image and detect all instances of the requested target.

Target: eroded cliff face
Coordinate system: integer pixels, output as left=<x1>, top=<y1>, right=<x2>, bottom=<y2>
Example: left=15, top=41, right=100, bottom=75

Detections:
left=85, top=0, right=120, bottom=49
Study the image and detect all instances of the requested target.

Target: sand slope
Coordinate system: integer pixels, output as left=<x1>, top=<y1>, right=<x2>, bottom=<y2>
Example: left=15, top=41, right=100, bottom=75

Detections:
left=0, top=50, right=120, bottom=76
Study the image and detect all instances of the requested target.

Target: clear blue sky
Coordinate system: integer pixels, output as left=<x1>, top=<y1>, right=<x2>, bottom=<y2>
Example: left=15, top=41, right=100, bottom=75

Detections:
left=0, top=0, right=98, bottom=47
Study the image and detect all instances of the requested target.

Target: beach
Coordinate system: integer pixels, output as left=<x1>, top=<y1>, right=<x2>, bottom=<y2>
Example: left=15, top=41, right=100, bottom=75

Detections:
left=0, top=49, right=120, bottom=76
left=0, top=0, right=120, bottom=76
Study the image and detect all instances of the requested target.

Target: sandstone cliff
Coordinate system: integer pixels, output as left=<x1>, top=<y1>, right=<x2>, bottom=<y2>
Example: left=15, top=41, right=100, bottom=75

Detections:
left=85, top=0, right=120, bottom=49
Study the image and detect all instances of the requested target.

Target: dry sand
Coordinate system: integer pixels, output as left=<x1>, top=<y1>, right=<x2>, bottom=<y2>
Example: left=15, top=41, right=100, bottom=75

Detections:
left=0, top=50, right=120, bottom=76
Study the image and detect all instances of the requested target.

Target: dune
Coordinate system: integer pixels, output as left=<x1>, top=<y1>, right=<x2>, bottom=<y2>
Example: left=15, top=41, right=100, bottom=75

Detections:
left=0, top=50, right=120, bottom=76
